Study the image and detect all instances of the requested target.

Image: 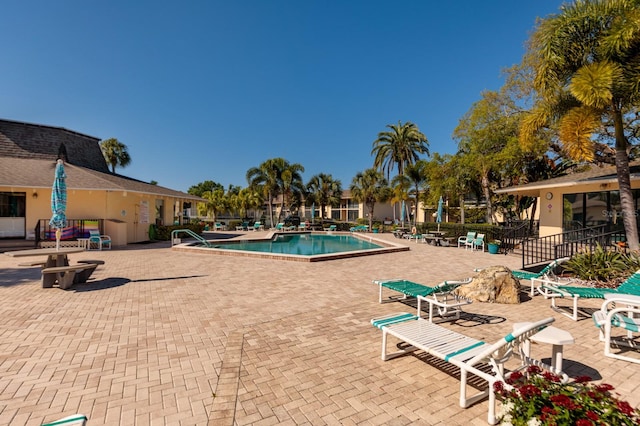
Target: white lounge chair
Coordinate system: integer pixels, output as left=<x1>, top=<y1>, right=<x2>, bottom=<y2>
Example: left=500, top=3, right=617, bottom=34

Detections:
left=88, top=230, right=111, bottom=250
left=41, top=414, right=88, bottom=425
left=370, top=314, right=566, bottom=425
left=592, top=294, right=640, bottom=364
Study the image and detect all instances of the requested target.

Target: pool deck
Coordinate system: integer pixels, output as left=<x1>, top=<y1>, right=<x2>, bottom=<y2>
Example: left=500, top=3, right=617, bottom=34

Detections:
left=1, top=232, right=638, bottom=425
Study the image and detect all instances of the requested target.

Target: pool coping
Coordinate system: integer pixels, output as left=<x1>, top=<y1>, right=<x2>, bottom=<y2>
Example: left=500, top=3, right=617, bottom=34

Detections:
left=171, top=231, right=410, bottom=262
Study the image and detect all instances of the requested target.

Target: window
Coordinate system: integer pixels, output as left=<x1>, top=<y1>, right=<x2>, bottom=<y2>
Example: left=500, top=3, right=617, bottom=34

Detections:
left=0, top=192, right=25, bottom=217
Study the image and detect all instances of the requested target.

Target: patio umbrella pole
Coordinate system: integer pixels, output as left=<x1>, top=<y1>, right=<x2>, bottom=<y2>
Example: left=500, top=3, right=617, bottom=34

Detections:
left=50, top=159, right=67, bottom=252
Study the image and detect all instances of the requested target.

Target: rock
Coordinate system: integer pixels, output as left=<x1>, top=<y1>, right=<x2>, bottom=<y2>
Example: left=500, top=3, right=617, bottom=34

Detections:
left=453, top=265, right=521, bottom=304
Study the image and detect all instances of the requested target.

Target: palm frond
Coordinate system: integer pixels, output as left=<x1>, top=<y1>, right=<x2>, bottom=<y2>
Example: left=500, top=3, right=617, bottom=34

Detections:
left=558, top=106, right=600, bottom=162
left=569, top=61, right=621, bottom=109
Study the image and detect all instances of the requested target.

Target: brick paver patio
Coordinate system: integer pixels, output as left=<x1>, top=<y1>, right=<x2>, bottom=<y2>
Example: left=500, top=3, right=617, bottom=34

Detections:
left=1, top=233, right=638, bottom=425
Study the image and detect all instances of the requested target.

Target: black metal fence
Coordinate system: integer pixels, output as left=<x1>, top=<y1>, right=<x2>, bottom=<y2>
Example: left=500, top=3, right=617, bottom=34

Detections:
left=35, top=219, right=105, bottom=245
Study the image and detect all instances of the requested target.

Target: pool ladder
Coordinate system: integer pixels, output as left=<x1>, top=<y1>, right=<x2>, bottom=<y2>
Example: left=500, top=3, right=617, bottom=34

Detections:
left=171, top=229, right=213, bottom=247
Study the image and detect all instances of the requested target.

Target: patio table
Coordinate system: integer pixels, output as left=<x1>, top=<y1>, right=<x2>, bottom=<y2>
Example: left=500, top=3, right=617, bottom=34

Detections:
left=5, top=247, right=86, bottom=287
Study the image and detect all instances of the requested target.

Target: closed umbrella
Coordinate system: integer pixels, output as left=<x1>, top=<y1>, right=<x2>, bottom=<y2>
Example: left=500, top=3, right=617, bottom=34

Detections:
left=400, top=200, right=406, bottom=227
left=311, top=203, right=315, bottom=224
left=436, top=196, right=444, bottom=232
left=50, top=159, right=67, bottom=250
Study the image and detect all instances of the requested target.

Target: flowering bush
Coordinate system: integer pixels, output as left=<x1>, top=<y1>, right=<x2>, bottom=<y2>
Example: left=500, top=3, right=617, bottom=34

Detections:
left=494, top=365, right=640, bottom=425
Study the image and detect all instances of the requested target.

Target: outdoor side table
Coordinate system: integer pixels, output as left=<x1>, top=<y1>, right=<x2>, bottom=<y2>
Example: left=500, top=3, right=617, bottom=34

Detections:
left=514, top=322, right=575, bottom=374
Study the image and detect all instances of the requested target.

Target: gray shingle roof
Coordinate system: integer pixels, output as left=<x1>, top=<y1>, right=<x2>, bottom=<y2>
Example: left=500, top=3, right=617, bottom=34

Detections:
left=0, top=118, right=110, bottom=173
left=0, top=157, right=202, bottom=200
left=0, top=119, right=203, bottom=201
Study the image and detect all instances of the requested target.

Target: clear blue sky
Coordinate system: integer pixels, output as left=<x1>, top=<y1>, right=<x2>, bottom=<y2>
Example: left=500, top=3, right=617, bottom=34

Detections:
left=2, top=1, right=564, bottom=192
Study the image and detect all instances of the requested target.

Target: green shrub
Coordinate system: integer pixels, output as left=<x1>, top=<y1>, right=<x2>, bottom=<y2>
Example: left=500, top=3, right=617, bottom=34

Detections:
left=154, top=224, right=204, bottom=241
left=564, top=244, right=628, bottom=281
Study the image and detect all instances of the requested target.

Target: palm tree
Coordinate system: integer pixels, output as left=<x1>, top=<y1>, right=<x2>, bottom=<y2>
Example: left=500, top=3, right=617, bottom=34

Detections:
left=390, top=174, right=411, bottom=227
left=100, top=138, right=131, bottom=173
left=247, top=160, right=279, bottom=226
left=279, top=162, right=305, bottom=222
left=520, top=0, right=640, bottom=249
left=306, top=174, right=343, bottom=222
left=246, top=158, right=304, bottom=227
left=403, top=160, right=428, bottom=226
left=350, top=168, right=391, bottom=231
left=372, top=121, right=429, bottom=180
left=231, top=187, right=263, bottom=220
left=199, top=188, right=227, bottom=222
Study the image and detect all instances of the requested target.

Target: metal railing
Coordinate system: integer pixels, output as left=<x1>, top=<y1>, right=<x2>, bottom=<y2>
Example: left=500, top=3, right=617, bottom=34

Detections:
left=498, top=220, right=536, bottom=255
left=171, top=229, right=212, bottom=247
left=520, top=224, right=620, bottom=269
left=35, top=219, right=105, bottom=245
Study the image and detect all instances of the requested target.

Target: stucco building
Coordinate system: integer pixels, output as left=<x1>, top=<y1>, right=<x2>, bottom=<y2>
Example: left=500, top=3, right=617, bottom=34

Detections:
left=0, top=119, right=202, bottom=246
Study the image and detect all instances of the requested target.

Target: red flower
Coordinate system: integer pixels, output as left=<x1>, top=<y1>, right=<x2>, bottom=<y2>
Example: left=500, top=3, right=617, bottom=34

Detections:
left=527, top=365, right=542, bottom=375
left=575, top=375, right=592, bottom=383
left=493, top=381, right=504, bottom=393
left=550, top=394, right=578, bottom=409
left=595, top=383, right=615, bottom=392
left=518, top=384, right=542, bottom=399
left=616, top=400, right=635, bottom=415
left=576, top=419, right=594, bottom=426
left=586, top=411, right=599, bottom=421
left=508, top=371, right=523, bottom=382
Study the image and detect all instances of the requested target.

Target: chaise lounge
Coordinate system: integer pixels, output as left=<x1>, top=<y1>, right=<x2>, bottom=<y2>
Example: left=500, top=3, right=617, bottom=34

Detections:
left=592, top=294, right=640, bottom=364
left=370, top=314, right=566, bottom=424
left=372, top=277, right=472, bottom=304
left=538, top=269, right=640, bottom=320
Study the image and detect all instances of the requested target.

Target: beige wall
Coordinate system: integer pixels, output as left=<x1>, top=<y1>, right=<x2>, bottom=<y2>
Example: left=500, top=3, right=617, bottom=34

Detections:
left=1, top=186, right=194, bottom=245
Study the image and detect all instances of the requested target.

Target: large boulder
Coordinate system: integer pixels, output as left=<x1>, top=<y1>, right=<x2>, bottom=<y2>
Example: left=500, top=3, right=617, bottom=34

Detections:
left=453, top=265, right=521, bottom=304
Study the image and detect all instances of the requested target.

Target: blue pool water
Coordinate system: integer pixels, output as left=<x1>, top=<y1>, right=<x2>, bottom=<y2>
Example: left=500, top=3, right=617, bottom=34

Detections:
left=208, top=233, right=382, bottom=255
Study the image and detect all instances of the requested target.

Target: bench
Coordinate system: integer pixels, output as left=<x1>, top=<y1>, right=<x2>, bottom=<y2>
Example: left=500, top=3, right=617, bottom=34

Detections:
left=18, top=260, right=47, bottom=268
left=41, top=264, right=96, bottom=290
left=78, top=259, right=105, bottom=265
left=371, top=314, right=566, bottom=424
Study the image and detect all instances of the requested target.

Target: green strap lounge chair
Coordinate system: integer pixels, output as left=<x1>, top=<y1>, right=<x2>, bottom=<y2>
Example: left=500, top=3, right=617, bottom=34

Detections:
left=592, top=294, right=640, bottom=364
left=512, top=257, right=570, bottom=296
left=373, top=277, right=472, bottom=304
left=538, top=269, right=640, bottom=320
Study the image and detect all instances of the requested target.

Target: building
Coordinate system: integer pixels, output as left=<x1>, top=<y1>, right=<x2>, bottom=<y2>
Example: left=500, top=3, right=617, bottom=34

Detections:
left=494, top=162, right=640, bottom=237
left=0, top=119, right=203, bottom=245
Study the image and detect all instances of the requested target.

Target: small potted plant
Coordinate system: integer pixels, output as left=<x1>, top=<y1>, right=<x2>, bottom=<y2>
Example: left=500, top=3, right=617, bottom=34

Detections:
left=488, top=240, right=501, bottom=254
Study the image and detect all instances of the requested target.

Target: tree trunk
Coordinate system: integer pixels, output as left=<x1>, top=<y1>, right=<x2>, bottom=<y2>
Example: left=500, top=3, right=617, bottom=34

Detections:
left=613, top=108, right=639, bottom=250
left=481, top=171, right=493, bottom=224
left=268, top=191, right=274, bottom=229
left=459, top=194, right=465, bottom=224
left=367, top=202, right=375, bottom=231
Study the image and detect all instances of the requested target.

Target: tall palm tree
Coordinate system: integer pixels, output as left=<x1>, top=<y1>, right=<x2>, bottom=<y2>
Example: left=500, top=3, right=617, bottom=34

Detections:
left=100, top=138, right=131, bottom=173
left=279, top=162, right=305, bottom=222
left=404, top=160, right=428, bottom=226
left=521, top=0, right=640, bottom=249
left=246, top=158, right=304, bottom=227
left=390, top=174, right=411, bottom=227
left=372, top=121, right=429, bottom=180
left=305, top=173, right=343, bottom=222
left=350, top=168, right=391, bottom=231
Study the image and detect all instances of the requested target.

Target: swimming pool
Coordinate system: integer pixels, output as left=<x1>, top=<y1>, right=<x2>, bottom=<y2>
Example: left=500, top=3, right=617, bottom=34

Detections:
left=172, top=232, right=409, bottom=262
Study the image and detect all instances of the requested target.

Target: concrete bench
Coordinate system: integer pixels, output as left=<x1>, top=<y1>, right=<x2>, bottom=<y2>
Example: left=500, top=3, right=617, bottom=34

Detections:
left=18, top=260, right=47, bottom=267
left=41, top=264, right=96, bottom=290
left=78, top=259, right=105, bottom=265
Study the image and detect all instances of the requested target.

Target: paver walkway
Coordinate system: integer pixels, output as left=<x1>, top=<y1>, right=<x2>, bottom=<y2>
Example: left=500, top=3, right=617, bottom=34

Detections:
left=0, top=233, right=638, bottom=425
